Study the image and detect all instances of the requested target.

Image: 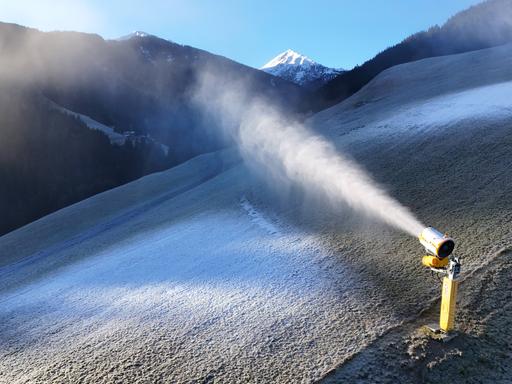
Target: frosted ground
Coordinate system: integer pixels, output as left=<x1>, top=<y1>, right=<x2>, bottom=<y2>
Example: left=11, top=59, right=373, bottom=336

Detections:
left=2, top=44, right=512, bottom=383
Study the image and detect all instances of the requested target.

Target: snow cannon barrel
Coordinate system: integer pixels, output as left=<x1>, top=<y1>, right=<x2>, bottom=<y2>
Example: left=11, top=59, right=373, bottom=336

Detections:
left=419, top=227, right=455, bottom=259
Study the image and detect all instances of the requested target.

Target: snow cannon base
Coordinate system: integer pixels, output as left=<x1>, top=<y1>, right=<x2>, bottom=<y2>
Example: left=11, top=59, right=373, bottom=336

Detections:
left=422, top=324, right=458, bottom=342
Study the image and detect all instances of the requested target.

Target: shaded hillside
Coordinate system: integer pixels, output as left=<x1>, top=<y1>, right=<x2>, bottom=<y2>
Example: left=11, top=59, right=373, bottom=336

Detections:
left=317, top=0, right=512, bottom=109
left=0, top=23, right=310, bottom=236
left=0, top=88, right=169, bottom=235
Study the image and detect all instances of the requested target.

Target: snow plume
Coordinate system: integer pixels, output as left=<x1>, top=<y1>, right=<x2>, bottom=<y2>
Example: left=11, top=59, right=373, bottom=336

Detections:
left=193, top=72, right=424, bottom=237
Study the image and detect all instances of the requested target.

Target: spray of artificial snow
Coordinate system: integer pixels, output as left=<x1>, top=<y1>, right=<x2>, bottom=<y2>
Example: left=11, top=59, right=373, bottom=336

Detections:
left=238, top=103, right=424, bottom=236
left=194, top=73, right=424, bottom=237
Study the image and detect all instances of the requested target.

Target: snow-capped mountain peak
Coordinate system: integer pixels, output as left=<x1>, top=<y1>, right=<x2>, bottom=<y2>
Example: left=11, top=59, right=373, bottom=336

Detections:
left=260, top=49, right=343, bottom=90
left=261, top=49, right=315, bottom=69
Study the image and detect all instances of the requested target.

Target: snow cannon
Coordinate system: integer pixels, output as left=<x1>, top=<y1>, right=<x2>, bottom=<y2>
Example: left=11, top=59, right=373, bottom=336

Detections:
left=419, top=226, right=461, bottom=336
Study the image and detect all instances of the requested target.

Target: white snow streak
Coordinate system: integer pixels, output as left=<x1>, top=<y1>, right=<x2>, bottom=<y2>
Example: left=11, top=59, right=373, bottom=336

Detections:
left=240, top=196, right=280, bottom=235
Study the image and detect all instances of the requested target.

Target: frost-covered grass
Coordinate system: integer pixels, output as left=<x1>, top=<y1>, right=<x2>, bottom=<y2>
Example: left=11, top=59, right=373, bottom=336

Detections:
left=0, top=152, right=399, bottom=383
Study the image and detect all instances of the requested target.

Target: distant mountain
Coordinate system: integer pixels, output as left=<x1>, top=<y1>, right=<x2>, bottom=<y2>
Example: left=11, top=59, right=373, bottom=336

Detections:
left=317, top=0, right=512, bottom=109
left=261, top=49, right=343, bottom=90
left=116, top=30, right=153, bottom=40
left=0, top=23, right=311, bottom=236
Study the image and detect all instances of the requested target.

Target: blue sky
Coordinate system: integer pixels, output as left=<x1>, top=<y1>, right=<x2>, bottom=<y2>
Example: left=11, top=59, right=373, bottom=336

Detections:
left=0, top=0, right=482, bottom=69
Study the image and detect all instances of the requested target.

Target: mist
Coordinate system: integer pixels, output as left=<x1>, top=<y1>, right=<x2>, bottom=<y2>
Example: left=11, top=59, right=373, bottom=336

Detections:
left=194, top=72, right=424, bottom=237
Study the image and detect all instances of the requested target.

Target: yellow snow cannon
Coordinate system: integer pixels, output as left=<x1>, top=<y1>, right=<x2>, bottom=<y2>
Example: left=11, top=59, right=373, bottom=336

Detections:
left=419, top=226, right=461, bottom=335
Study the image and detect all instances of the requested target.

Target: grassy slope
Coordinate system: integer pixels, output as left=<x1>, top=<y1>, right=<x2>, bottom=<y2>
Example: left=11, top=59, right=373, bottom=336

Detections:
left=1, top=45, right=512, bottom=383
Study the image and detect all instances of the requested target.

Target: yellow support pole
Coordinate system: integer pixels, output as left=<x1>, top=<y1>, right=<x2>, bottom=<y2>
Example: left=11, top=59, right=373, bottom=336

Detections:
left=439, top=276, right=458, bottom=332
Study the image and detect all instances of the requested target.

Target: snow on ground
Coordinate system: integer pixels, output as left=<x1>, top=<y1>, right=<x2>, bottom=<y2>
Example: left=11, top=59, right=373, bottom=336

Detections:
left=48, top=100, right=127, bottom=145
left=48, top=99, right=170, bottom=155
left=0, top=151, right=403, bottom=383
left=319, top=80, right=512, bottom=149
left=240, top=196, right=280, bottom=235
left=386, top=80, right=512, bottom=127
